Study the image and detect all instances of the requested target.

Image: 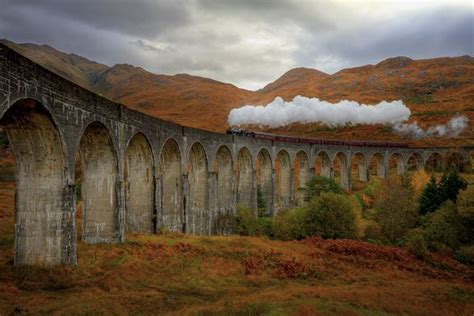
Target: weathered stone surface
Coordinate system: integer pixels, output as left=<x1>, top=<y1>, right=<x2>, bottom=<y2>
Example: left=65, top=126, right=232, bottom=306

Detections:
left=0, top=43, right=471, bottom=266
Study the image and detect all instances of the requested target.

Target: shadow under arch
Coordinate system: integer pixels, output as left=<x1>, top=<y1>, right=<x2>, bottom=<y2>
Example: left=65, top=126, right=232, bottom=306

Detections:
left=125, top=132, right=154, bottom=233
left=236, top=147, right=253, bottom=209
left=186, top=142, right=209, bottom=235
left=76, top=121, right=119, bottom=244
left=212, top=145, right=234, bottom=234
left=275, top=149, right=291, bottom=212
left=158, top=138, right=183, bottom=232
left=256, top=148, right=273, bottom=215
left=294, top=150, right=309, bottom=206
left=1, top=98, right=69, bottom=265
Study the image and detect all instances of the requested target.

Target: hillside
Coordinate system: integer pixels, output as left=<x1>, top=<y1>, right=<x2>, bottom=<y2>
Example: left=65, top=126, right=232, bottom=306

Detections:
left=1, top=40, right=473, bottom=146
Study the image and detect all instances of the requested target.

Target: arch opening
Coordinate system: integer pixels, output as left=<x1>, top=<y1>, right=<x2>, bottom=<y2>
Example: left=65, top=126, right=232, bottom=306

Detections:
left=236, top=147, right=253, bottom=209
left=125, top=133, right=154, bottom=233
left=256, top=149, right=273, bottom=216
left=77, top=122, right=119, bottom=244
left=294, top=151, right=309, bottom=206
left=407, top=153, right=423, bottom=172
left=446, top=152, right=464, bottom=172
left=158, top=139, right=183, bottom=232
left=212, top=146, right=233, bottom=234
left=333, top=152, right=350, bottom=189
left=388, top=153, right=404, bottom=176
left=351, top=152, right=367, bottom=190
left=275, top=150, right=291, bottom=212
left=1, top=99, right=66, bottom=265
left=186, top=143, right=209, bottom=235
left=315, top=151, right=331, bottom=178
left=425, top=153, right=443, bottom=173
left=369, top=152, right=386, bottom=180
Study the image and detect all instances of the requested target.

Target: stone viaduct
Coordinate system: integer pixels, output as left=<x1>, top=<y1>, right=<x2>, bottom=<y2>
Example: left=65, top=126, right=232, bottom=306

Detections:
left=0, top=44, right=472, bottom=266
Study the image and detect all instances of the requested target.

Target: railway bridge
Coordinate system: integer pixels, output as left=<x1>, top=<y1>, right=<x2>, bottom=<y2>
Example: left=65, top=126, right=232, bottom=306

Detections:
left=0, top=44, right=472, bottom=266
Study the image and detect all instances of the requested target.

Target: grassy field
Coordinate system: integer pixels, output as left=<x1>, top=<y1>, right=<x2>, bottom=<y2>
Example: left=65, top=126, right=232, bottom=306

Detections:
left=0, top=179, right=473, bottom=315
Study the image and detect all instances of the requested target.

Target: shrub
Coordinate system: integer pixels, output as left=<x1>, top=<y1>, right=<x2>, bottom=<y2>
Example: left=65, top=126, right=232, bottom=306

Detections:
left=272, top=208, right=308, bottom=241
left=234, top=206, right=272, bottom=237
left=214, top=210, right=237, bottom=235
left=456, top=245, right=474, bottom=265
left=301, top=176, right=342, bottom=202
left=305, top=192, right=356, bottom=239
left=423, top=201, right=463, bottom=251
left=256, top=186, right=267, bottom=216
left=374, top=176, right=417, bottom=243
left=364, top=220, right=383, bottom=241
left=235, top=206, right=258, bottom=236
left=405, top=228, right=428, bottom=259
left=455, top=185, right=474, bottom=244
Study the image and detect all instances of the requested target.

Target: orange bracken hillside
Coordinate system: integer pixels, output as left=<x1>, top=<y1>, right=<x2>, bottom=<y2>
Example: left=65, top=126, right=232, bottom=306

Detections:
left=2, top=40, right=473, bottom=147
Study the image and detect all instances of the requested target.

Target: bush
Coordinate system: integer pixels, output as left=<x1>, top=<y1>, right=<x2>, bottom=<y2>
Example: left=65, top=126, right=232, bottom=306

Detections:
left=456, top=245, right=474, bottom=265
left=423, top=201, right=463, bottom=251
left=272, top=208, right=308, bottom=241
left=374, top=176, right=417, bottom=243
left=305, top=192, right=356, bottom=239
left=234, top=206, right=273, bottom=237
left=301, top=176, right=342, bottom=202
left=457, top=185, right=474, bottom=244
left=364, top=220, right=383, bottom=241
left=405, top=228, right=428, bottom=259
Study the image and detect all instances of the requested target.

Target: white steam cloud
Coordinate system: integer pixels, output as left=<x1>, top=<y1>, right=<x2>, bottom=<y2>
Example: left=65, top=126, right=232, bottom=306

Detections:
left=393, top=115, right=469, bottom=138
left=228, top=96, right=411, bottom=127
left=227, top=95, right=469, bottom=138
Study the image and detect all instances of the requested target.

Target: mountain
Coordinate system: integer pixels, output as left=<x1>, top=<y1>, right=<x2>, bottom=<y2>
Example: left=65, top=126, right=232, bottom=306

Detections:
left=1, top=39, right=473, bottom=146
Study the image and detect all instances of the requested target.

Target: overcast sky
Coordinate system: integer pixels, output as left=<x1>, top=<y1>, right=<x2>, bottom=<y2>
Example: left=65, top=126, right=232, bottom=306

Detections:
left=0, top=0, right=472, bottom=90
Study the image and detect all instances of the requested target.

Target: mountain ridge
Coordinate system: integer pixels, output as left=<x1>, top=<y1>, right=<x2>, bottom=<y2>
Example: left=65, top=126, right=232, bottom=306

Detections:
left=1, top=39, right=473, bottom=147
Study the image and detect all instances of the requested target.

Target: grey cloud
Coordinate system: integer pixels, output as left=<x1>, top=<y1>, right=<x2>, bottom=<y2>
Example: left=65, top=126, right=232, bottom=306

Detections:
left=0, top=0, right=472, bottom=89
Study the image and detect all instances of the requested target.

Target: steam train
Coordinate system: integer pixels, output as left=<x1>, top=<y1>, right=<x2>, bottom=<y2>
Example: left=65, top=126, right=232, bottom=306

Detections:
left=226, top=127, right=408, bottom=148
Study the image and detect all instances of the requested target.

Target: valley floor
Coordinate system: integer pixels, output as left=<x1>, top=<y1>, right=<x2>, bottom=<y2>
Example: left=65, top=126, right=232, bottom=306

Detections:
left=0, top=181, right=473, bottom=315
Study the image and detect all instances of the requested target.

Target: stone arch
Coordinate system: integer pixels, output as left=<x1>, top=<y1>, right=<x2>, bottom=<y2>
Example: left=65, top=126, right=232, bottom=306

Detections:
left=446, top=152, right=464, bottom=172
left=294, top=150, right=309, bottom=206
left=369, top=152, right=386, bottom=179
left=256, top=148, right=273, bottom=215
left=158, top=138, right=183, bottom=232
left=425, top=152, right=443, bottom=172
left=125, top=133, right=154, bottom=233
left=212, top=145, right=233, bottom=215
left=315, top=151, right=331, bottom=178
left=275, top=150, right=292, bottom=212
left=332, top=152, right=350, bottom=189
left=0, top=98, right=68, bottom=265
left=236, top=147, right=254, bottom=209
left=78, top=121, right=119, bottom=243
left=407, top=152, right=424, bottom=171
left=186, top=142, right=209, bottom=235
left=351, top=152, right=368, bottom=183
left=388, top=153, right=405, bottom=175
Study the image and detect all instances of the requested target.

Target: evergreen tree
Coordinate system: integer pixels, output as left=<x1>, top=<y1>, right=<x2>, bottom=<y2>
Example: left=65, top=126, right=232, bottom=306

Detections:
left=301, top=176, right=342, bottom=202
left=438, top=169, right=468, bottom=203
left=418, top=175, right=441, bottom=215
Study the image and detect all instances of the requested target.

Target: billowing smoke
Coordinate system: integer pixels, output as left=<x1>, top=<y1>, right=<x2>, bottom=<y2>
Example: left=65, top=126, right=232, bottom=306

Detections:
left=228, top=96, right=411, bottom=127
left=393, top=115, right=469, bottom=138
left=227, top=95, right=469, bottom=138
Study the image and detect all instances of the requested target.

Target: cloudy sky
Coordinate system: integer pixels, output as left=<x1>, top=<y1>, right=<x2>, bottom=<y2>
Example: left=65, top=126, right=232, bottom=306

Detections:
left=0, top=0, right=472, bottom=90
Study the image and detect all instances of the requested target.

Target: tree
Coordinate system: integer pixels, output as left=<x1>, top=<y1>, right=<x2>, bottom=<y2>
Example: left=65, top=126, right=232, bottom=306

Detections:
left=305, top=192, right=356, bottom=239
left=374, top=176, right=418, bottom=243
left=301, top=176, right=342, bottom=202
left=438, top=169, right=468, bottom=203
left=423, top=201, right=463, bottom=251
left=418, top=176, right=441, bottom=215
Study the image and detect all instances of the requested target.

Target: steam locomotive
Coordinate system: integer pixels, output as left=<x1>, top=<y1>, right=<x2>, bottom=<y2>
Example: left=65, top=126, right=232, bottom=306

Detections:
left=226, top=127, right=408, bottom=148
